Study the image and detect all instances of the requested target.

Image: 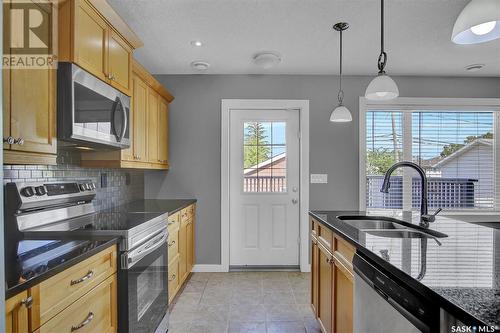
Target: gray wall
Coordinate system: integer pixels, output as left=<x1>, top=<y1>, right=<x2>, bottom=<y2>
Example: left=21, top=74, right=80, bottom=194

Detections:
left=145, top=75, right=500, bottom=265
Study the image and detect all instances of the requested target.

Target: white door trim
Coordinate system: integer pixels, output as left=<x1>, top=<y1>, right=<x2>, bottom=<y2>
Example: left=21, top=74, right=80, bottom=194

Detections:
left=221, top=99, right=310, bottom=272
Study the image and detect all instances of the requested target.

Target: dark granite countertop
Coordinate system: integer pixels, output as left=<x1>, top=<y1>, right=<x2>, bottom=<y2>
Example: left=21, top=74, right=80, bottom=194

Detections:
left=309, top=210, right=500, bottom=328
left=5, top=236, right=119, bottom=299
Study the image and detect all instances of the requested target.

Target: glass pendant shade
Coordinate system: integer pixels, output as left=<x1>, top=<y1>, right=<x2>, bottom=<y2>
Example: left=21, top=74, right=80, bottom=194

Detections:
left=330, top=105, right=352, bottom=122
left=452, top=0, right=500, bottom=44
left=365, top=73, right=399, bottom=101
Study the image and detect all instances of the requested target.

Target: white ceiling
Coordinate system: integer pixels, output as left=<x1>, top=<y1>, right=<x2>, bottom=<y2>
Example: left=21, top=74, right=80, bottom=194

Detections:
left=109, top=0, right=500, bottom=76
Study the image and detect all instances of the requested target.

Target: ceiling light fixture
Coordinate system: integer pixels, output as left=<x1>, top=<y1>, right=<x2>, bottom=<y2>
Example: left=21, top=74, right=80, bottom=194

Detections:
left=191, top=40, right=203, bottom=47
left=330, top=22, right=352, bottom=123
left=253, top=52, right=281, bottom=69
left=365, top=0, right=399, bottom=101
left=190, top=61, right=210, bottom=72
left=452, top=0, right=500, bottom=44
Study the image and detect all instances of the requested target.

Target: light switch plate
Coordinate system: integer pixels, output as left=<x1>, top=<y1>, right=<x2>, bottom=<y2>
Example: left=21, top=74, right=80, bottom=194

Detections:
left=310, top=174, right=328, bottom=184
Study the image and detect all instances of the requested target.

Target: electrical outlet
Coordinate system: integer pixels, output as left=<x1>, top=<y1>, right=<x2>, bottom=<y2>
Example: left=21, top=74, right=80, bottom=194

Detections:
left=310, top=174, right=328, bottom=184
left=101, top=173, right=108, bottom=188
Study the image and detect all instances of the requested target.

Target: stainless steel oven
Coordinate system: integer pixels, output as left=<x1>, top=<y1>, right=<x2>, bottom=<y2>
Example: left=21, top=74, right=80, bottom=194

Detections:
left=57, top=62, right=130, bottom=149
left=119, top=230, right=170, bottom=333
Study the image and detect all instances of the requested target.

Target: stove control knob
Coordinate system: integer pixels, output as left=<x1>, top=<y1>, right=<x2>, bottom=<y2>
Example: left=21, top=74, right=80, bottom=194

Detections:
left=90, top=183, right=96, bottom=190
left=85, top=183, right=91, bottom=190
left=35, top=186, right=46, bottom=196
left=20, top=186, right=35, bottom=197
left=79, top=184, right=86, bottom=191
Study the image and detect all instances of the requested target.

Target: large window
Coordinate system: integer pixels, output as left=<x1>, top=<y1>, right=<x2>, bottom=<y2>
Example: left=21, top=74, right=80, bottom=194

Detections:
left=361, top=99, right=500, bottom=212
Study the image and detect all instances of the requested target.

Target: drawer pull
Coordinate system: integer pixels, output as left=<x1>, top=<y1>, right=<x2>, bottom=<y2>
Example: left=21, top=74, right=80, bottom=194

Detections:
left=169, top=274, right=176, bottom=282
left=71, top=312, right=94, bottom=331
left=70, top=270, right=94, bottom=286
left=168, top=240, right=176, bottom=247
left=168, top=221, right=176, bottom=226
left=21, top=296, right=33, bottom=309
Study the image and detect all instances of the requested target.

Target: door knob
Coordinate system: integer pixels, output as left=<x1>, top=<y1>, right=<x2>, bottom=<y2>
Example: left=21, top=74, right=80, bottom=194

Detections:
left=292, top=199, right=298, bottom=204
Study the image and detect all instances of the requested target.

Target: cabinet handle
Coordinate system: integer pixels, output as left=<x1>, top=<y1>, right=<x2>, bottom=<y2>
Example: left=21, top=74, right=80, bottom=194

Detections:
left=169, top=274, right=176, bottom=281
left=326, top=258, right=334, bottom=264
left=21, top=296, right=33, bottom=309
left=71, top=312, right=94, bottom=331
left=14, top=138, right=24, bottom=145
left=3, top=137, right=14, bottom=144
left=168, top=221, right=176, bottom=226
left=168, top=240, right=176, bottom=247
left=70, top=270, right=94, bottom=285
left=108, top=73, right=115, bottom=80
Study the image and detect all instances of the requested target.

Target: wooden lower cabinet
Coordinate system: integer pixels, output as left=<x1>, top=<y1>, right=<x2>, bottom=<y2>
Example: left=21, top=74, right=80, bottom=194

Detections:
left=311, top=218, right=355, bottom=333
left=167, top=204, right=196, bottom=303
left=5, top=291, right=29, bottom=333
left=34, top=274, right=117, bottom=333
left=5, top=246, right=117, bottom=333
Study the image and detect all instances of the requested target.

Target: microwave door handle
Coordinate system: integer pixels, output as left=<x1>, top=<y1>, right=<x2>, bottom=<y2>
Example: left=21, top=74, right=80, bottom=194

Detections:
left=119, top=100, right=128, bottom=142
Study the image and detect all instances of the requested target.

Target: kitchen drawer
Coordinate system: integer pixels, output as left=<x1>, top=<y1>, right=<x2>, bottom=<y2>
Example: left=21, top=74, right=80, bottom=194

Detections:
left=30, top=245, right=117, bottom=329
left=335, top=236, right=355, bottom=265
left=35, top=274, right=117, bottom=333
left=310, top=219, right=318, bottom=239
left=168, top=228, right=179, bottom=262
left=317, top=224, right=333, bottom=252
left=168, top=254, right=179, bottom=304
left=180, top=205, right=193, bottom=223
left=168, top=212, right=180, bottom=232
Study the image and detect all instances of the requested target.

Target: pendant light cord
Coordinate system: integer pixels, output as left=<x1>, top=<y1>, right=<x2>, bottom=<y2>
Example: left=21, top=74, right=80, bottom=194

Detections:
left=377, top=0, right=387, bottom=74
left=338, top=29, right=344, bottom=105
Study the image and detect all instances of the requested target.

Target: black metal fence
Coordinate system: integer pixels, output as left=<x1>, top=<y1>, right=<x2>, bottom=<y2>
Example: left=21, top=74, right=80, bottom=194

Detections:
left=366, top=176, right=478, bottom=209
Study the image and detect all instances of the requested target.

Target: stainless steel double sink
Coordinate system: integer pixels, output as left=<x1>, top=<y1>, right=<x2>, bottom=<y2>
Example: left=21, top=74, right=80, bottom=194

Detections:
left=336, top=215, right=448, bottom=239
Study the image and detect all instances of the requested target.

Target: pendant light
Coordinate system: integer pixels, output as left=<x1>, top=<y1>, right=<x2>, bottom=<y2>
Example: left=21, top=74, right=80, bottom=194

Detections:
left=452, top=0, right=500, bottom=44
left=330, top=22, right=352, bottom=123
left=365, top=0, right=399, bottom=101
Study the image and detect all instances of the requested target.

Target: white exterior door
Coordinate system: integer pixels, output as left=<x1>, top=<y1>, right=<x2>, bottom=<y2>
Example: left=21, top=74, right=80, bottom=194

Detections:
left=229, top=108, right=300, bottom=266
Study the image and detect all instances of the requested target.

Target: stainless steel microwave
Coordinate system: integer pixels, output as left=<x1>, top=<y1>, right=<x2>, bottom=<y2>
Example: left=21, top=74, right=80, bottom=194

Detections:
left=57, top=62, right=130, bottom=150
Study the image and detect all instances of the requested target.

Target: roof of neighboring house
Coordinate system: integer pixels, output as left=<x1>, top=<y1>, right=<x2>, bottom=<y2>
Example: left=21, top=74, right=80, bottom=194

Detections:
left=244, top=153, right=286, bottom=174
left=432, top=139, right=492, bottom=168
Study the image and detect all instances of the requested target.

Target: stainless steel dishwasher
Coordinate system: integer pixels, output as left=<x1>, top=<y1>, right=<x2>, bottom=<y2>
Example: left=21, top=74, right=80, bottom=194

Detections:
left=353, top=254, right=439, bottom=333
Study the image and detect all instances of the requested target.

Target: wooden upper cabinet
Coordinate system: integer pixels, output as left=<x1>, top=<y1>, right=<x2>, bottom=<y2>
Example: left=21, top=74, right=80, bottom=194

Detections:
left=157, top=98, right=169, bottom=165
left=5, top=291, right=30, bottom=333
left=59, top=0, right=137, bottom=95
left=3, top=2, right=57, bottom=165
left=127, top=74, right=148, bottom=162
left=73, top=0, right=108, bottom=82
left=108, top=29, right=132, bottom=93
left=147, top=88, right=159, bottom=163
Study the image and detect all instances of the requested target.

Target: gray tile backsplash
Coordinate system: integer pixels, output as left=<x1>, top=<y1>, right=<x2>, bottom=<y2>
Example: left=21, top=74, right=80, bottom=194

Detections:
left=3, top=149, right=144, bottom=211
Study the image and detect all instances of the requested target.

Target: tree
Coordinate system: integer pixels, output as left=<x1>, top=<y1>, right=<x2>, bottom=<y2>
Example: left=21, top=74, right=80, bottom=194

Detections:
left=440, top=132, right=492, bottom=158
left=244, top=122, right=271, bottom=168
left=366, top=148, right=397, bottom=175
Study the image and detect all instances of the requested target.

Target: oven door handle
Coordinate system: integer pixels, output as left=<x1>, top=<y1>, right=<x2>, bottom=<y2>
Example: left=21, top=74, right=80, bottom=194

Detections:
left=122, top=231, right=168, bottom=269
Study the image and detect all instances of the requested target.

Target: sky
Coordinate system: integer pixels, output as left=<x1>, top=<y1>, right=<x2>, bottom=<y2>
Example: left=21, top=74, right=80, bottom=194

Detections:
left=244, top=121, right=286, bottom=157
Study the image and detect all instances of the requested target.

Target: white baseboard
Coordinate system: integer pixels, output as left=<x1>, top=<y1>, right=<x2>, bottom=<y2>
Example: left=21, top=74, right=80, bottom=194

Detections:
left=301, top=264, right=311, bottom=273
left=192, top=264, right=227, bottom=272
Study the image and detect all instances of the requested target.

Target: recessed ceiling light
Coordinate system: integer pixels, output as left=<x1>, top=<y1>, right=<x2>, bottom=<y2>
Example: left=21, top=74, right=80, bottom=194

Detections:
left=191, top=61, right=210, bottom=72
left=191, top=40, right=203, bottom=47
left=253, top=52, right=281, bottom=69
left=465, top=63, right=485, bottom=72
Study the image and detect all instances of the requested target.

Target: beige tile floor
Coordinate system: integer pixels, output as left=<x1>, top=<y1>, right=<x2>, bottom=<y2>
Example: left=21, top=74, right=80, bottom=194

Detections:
left=168, top=272, right=321, bottom=333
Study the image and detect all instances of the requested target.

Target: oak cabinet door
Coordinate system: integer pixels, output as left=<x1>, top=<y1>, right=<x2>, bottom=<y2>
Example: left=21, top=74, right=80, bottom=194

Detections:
left=5, top=291, right=29, bottom=333
left=147, top=89, right=159, bottom=163
left=178, top=221, right=188, bottom=283
left=318, top=244, right=333, bottom=333
left=168, top=255, right=179, bottom=304
left=125, top=75, right=148, bottom=162
left=187, top=219, right=194, bottom=272
left=334, top=257, right=354, bottom=333
left=311, top=237, right=319, bottom=316
left=9, top=68, right=56, bottom=155
left=157, top=98, right=169, bottom=165
left=74, top=0, right=108, bottom=81
left=108, top=29, right=131, bottom=94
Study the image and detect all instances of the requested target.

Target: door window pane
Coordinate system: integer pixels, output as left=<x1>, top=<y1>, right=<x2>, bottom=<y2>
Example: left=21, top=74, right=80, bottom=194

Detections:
left=243, top=121, right=287, bottom=192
